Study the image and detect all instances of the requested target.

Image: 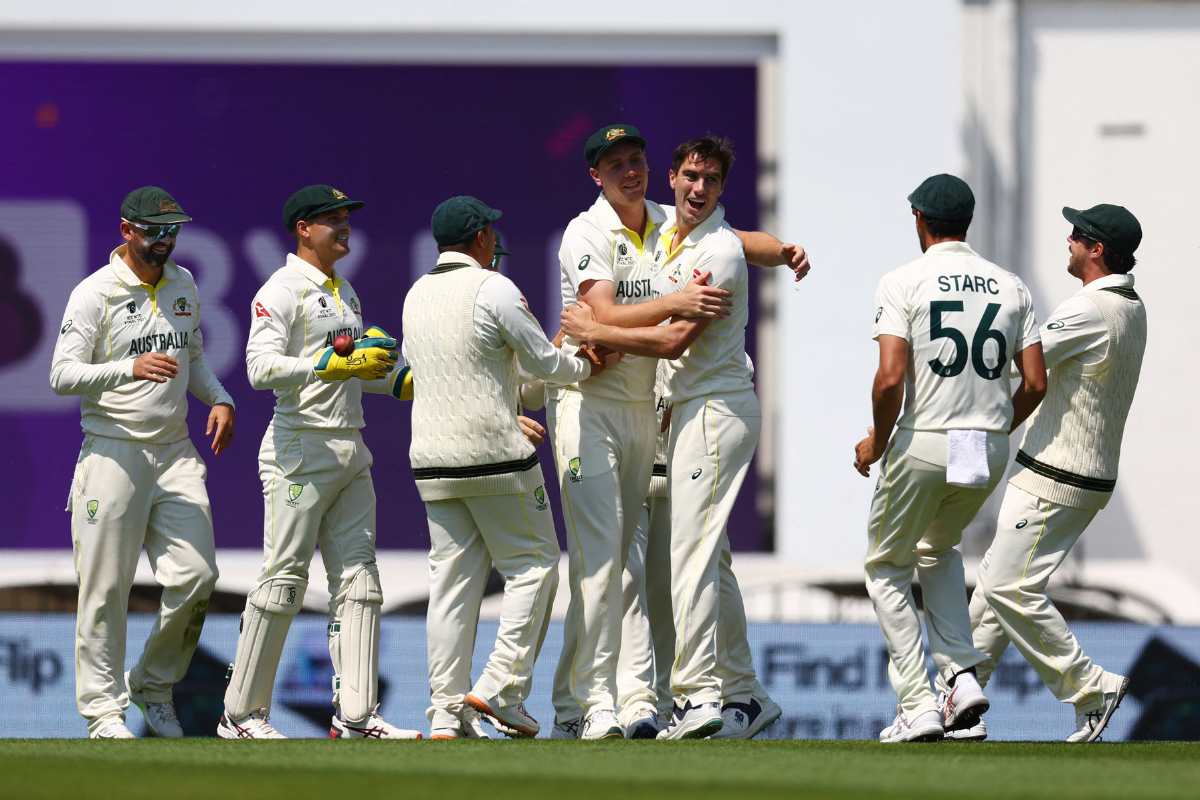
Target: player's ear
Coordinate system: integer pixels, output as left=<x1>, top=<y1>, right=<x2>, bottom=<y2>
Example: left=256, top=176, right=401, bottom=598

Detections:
left=589, top=166, right=603, bottom=188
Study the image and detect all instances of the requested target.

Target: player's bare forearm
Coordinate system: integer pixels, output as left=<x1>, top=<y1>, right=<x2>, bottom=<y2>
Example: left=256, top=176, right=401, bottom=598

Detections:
left=734, top=230, right=811, bottom=282
left=1009, top=381, right=1044, bottom=432
left=1009, top=343, right=1048, bottom=432
left=580, top=320, right=686, bottom=360
left=854, top=335, right=908, bottom=476
left=870, top=379, right=905, bottom=449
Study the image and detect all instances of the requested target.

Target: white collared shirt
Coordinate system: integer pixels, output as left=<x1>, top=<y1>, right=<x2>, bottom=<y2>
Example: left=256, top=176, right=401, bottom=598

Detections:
left=1039, top=273, right=1134, bottom=368
left=557, top=193, right=667, bottom=402
left=407, top=252, right=589, bottom=387
left=246, top=254, right=375, bottom=430
left=872, top=240, right=1041, bottom=434
left=649, top=204, right=755, bottom=403
left=50, top=246, right=233, bottom=444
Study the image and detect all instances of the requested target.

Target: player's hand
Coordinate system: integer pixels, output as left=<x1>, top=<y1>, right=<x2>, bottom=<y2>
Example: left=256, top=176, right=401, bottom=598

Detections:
left=360, top=326, right=398, bottom=350
left=661, top=403, right=673, bottom=434
left=313, top=346, right=398, bottom=381
left=853, top=426, right=888, bottom=477
left=132, top=352, right=179, bottom=383
left=575, top=342, right=613, bottom=377
left=561, top=302, right=600, bottom=342
left=206, top=402, right=235, bottom=456
left=550, top=327, right=566, bottom=349
left=518, top=415, right=546, bottom=446
left=780, top=243, right=811, bottom=282
left=671, top=270, right=732, bottom=319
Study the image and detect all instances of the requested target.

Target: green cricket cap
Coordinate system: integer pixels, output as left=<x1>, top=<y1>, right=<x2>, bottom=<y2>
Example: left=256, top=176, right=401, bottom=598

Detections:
left=493, top=232, right=511, bottom=257
left=431, top=196, right=502, bottom=246
left=121, top=186, right=192, bottom=224
left=584, top=124, right=647, bottom=168
left=1062, top=204, right=1142, bottom=254
left=283, top=185, right=365, bottom=234
left=908, top=174, right=975, bottom=220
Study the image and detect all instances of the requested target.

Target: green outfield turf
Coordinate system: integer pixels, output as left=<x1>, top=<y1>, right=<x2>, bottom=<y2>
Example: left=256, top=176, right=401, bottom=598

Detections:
left=2, top=739, right=1197, bottom=800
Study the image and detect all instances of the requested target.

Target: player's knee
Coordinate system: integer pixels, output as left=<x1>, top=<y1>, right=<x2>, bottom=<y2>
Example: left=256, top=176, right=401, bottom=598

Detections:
left=249, top=575, right=308, bottom=616
left=344, top=563, right=383, bottom=605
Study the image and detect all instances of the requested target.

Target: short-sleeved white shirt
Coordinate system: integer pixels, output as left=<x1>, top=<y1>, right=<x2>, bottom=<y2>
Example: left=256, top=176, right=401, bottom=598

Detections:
left=872, top=241, right=1040, bottom=434
left=649, top=205, right=754, bottom=403
left=558, top=193, right=667, bottom=403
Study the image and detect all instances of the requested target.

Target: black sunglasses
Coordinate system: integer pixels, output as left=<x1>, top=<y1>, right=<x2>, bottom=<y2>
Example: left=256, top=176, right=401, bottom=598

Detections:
left=1069, top=227, right=1099, bottom=244
left=125, top=220, right=182, bottom=240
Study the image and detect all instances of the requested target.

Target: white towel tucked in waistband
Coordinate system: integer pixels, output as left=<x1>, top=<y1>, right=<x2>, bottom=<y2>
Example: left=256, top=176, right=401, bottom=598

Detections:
left=946, top=429, right=990, bottom=488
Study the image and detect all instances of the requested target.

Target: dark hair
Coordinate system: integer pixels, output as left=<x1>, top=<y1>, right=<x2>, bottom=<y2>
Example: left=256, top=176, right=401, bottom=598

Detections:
left=672, top=135, right=736, bottom=183
left=923, top=214, right=972, bottom=239
left=1101, top=245, right=1137, bottom=274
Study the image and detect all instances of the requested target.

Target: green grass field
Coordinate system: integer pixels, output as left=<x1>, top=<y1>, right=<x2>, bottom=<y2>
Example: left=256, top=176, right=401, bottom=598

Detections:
left=3, top=739, right=1198, bottom=800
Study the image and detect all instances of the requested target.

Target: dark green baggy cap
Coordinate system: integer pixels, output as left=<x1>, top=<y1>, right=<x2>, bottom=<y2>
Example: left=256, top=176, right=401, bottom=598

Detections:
left=283, top=185, right=365, bottom=233
left=1063, top=204, right=1142, bottom=254
left=431, top=196, right=502, bottom=246
left=121, top=186, right=193, bottom=223
left=908, top=174, right=975, bottom=220
left=584, top=124, right=647, bottom=168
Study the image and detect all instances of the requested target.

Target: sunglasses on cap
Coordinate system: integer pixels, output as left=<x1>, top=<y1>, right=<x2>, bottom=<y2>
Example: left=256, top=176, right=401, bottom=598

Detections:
left=1069, top=227, right=1099, bottom=244
left=124, top=219, right=182, bottom=240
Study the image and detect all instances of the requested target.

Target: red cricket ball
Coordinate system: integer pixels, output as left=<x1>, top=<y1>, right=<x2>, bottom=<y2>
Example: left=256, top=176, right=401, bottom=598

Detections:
left=332, top=335, right=355, bottom=357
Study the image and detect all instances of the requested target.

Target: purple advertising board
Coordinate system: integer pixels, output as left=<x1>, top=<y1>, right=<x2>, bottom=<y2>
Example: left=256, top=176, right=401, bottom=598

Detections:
left=0, top=61, right=761, bottom=551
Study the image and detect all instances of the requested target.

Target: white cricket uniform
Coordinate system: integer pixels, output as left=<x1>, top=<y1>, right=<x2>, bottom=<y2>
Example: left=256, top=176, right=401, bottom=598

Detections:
left=967, top=274, right=1144, bottom=714
left=404, top=252, right=589, bottom=732
left=648, top=205, right=767, bottom=707
left=225, top=253, right=406, bottom=723
left=616, top=364, right=675, bottom=725
left=866, top=240, right=1040, bottom=719
left=51, top=246, right=232, bottom=735
left=549, top=193, right=662, bottom=720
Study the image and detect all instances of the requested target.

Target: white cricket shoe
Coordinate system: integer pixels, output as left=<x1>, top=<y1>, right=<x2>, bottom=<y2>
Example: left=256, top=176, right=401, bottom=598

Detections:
left=217, top=711, right=287, bottom=739
left=465, top=692, right=539, bottom=738
left=331, top=706, right=422, bottom=739
left=710, top=697, right=783, bottom=740
left=430, top=708, right=490, bottom=740
left=940, top=671, right=989, bottom=733
left=92, top=721, right=136, bottom=739
left=623, top=709, right=661, bottom=740
left=550, top=716, right=581, bottom=739
left=126, top=671, right=183, bottom=739
left=1067, top=676, right=1130, bottom=743
left=580, top=709, right=623, bottom=740
left=656, top=701, right=724, bottom=740
left=879, top=710, right=944, bottom=743
left=944, top=718, right=987, bottom=741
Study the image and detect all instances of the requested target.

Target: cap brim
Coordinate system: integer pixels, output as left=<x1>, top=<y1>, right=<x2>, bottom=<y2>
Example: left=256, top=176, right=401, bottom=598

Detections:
left=312, top=199, right=366, bottom=217
left=1062, top=206, right=1103, bottom=240
left=591, top=136, right=648, bottom=166
left=136, top=212, right=194, bottom=223
left=494, top=246, right=512, bottom=256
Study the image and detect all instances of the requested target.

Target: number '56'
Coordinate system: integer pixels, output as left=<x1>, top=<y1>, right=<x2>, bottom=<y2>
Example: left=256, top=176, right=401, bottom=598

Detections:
left=927, top=301, right=1007, bottom=380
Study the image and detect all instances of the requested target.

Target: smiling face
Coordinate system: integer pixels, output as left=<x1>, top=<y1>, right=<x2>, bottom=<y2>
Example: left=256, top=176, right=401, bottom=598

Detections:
left=121, top=220, right=176, bottom=269
left=590, top=141, right=648, bottom=209
left=299, top=207, right=352, bottom=262
left=670, top=154, right=725, bottom=229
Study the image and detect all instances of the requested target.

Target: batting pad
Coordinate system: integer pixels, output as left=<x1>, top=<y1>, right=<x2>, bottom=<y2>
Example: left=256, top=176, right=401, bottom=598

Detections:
left=336, top=564, right=383, bottom=724
left=224, top=575, right=307, bottom=720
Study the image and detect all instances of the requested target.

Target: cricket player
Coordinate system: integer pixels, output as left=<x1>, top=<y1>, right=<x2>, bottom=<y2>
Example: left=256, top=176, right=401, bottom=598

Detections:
left=403, top=196, right=607, bottom=740
left=963, top=204, right=1145, bottom=743
left=51, top=186, right=235, bottom=739
left=853, top=174, right=1047, bottom=743
left=220, top=185, right=418, bottom=739
left=551, top=124, right=806, bottom=739
left=560, top=136, right=783, bottom=740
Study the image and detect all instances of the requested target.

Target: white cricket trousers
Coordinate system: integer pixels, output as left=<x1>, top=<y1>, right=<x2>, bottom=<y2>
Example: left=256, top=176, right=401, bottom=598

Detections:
left=969, top=484, right=1124, bottom=713
left=548, top=388, right=656, bottom=720
left=865, top=440, right=1004, bottom=718
left=69, top=434, right=218, bottom=735
left=668, top=390, right=765, bottom=706
left=424, top=486, right=560, bottom=730
left=617, top=495, right=675, bottom=725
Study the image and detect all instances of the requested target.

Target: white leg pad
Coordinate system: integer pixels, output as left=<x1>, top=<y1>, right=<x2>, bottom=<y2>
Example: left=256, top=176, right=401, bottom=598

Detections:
left=224, top=576, right=307, bottom=719
left=336, top=564, right=382, bottom=724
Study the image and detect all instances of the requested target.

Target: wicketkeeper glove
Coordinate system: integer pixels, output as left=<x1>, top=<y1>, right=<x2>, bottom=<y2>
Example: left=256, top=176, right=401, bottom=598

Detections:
left=362, top=326, right=413, bottom=399
left=312, top=326, right=398, bottom=382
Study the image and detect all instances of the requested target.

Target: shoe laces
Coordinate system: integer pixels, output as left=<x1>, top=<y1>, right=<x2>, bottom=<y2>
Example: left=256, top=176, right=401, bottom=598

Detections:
left=249, top=713, right=280, bottom=736
left=558, top=718, right=581, bottom=736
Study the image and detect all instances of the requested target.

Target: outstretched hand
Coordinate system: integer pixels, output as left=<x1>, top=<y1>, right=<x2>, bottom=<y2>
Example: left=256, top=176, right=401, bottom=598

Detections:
left=780, top=243, right=811, bottom=282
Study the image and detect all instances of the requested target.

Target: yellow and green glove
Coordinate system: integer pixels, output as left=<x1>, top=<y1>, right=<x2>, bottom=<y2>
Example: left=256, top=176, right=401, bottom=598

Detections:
left=362, top=326, right=413, bottom=400
left=313, top=326, right=398, bottom=382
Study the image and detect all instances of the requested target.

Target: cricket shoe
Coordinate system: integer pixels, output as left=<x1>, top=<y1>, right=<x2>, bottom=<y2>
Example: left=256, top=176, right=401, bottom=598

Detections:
left=126, top=671, right=183, bottom=739
left=939, top=671, right=989, bottom=733
left=623, top=710, right=661, bottom=740
left=1067, top=676, right=1130, bottom=743
left=217, top=711, right=287, bottom=739
left=580, top=709, right=623, bottom=740
left=430, top=707, right=491, bottom=740
left=656, top=701, right=723, bottom=740
left=550, top=716, right=581, bottom=739
left=879, top=710, right=944, bottom=743
left=465, top=692, right=539, bottom=738
left=710, top=697, right=783, bottom=740
left=944, top=719, right=987, bottom=741
left=331, top=706, right=422, bottom=739
left=92, top=721, right=136, bottom=739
